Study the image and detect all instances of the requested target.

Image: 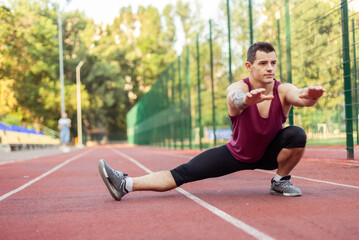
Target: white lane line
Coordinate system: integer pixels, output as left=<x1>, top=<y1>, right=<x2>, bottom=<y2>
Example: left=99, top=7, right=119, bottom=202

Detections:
left=330, top=162, right=359, bottom=167
left=304, top=158, right=359, bottom=167
left=255, top=169, right=359, bottom=189
left=111, top=148, right=275, bottom=240
left=0, top=150, right=92, bottom=202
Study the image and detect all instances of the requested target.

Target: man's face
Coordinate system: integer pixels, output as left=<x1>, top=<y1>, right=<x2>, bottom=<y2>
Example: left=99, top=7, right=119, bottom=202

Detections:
left=246, top=50, right=277, bottom=84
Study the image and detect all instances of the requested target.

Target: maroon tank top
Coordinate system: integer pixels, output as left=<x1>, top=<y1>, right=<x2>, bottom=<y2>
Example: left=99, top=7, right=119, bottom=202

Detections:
left=226, top=78, right=287, bottom=163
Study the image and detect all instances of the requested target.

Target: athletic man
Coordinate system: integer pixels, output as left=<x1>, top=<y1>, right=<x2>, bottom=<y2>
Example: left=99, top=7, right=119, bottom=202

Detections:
left=98, top=42, right=325, bottom=200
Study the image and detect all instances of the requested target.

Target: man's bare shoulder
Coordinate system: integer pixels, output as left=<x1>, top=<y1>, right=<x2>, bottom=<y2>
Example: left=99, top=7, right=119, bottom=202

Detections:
left=278, top=82, right=295, bottom=89
left=278, top=82, right=296, bottom=95
left=227, top=80, right=248, bottom=94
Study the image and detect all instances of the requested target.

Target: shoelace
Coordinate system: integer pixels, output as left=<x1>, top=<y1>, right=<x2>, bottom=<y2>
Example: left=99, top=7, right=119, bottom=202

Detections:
left=112, top=169, right=128, bottom=179
left=279, top=180, right=292, bottom=187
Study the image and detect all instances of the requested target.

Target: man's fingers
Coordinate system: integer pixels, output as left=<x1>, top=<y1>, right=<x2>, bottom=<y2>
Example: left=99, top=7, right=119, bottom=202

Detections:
left=247, top=91, right=273, bottom=99
left=309, top=86, right=325, bottom=91
left=299, top=87, right=325, bottom=99
left=262, top=95, right=274, bottom=100
left=308, top=88, right=325, bottom=96
left=250, top=88, right=265, bottom=95
left=308, top=86, right=325, bottom=92
left=245, top=89, right=273, bottom=105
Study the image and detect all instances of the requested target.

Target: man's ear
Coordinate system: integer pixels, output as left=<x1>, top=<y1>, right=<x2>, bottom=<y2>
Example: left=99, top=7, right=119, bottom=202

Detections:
left=245, top=61, right=252, bottom=72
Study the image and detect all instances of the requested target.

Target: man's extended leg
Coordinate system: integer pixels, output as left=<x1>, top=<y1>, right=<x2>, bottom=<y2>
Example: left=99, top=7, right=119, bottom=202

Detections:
left=132, top=171, right=177, bottom=192
left=99, top=160, right=176, bottom=201
left=99, top=145, right=245, bottom=200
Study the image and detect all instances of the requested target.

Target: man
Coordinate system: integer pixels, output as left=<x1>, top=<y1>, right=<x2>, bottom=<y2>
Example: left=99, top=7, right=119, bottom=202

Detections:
left=98, top=42, right=325, bottom=200
left=58, top=112, right=71, bottom=152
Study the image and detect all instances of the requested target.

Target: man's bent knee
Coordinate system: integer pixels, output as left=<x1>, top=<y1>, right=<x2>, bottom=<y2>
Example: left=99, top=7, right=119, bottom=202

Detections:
left=283, top=126, right=307, bottom=148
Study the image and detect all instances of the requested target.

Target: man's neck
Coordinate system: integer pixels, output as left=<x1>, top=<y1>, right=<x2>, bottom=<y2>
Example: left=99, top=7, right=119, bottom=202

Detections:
left=248, top=77, right=275, bottom=93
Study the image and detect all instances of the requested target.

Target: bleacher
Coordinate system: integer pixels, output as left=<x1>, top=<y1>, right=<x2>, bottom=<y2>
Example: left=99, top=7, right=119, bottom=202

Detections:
left=0, top=122, right=60, bottom=151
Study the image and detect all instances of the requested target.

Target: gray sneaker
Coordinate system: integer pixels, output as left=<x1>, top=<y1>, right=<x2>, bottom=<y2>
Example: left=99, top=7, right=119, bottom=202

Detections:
left=270, top=175, right=302, bottom=197
left=98, top=159, right=128, bottom=201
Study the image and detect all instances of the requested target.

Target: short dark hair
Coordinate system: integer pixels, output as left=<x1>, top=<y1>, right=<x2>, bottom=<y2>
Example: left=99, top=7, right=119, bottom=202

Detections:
left=247, top=42, right=276, bottom=64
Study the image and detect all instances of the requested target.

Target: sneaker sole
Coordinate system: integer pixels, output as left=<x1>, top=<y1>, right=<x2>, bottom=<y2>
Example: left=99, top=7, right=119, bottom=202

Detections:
left=98, top=159, right=121, bottom=201
left=269, top=189, right=302, bottom=197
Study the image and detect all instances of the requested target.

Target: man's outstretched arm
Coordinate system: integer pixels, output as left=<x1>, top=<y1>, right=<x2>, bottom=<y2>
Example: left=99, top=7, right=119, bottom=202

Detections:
left=284, top=84, right=325, bottom=107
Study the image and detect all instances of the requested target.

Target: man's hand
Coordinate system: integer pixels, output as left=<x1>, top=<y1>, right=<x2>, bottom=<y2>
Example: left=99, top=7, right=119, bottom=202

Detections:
left=244, top=88, right=274, bottom=105
left=298, top=86, right=325, bottom=100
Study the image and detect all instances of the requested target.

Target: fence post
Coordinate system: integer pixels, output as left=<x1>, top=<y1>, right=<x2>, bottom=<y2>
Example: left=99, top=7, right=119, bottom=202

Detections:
left=209, top=19, right=217, bottom=148
left=226, top=0, right=233, bottom=84
left=248, top=0, right=253, bottom=45
left=178, top=56, right=184, bottom=149
left=196, top=34, right=203, bottom=150
left=186, top=46, right=192, bottom=149
left=277, top=16, right=284, bottom=82
left=341, top=0, right=354, bottom=159
left=170, top=64, right=176, bottom=149
left=284, top=0, right=294, bottom=125
left=160, top=78, right=164, bottom=147
left=164, top=70, right=169, bottom=148
left=352, top=18, right=358, bottom=144
left=165, top=72, right=171, bottom=148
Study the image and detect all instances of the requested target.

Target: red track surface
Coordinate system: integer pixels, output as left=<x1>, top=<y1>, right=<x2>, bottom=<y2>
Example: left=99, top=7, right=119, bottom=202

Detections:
left=1, top=145, right=359, bottom=240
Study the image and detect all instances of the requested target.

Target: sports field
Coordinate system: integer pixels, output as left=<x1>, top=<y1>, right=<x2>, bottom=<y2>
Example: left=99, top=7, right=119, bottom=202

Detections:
left=1, top=145, right=359, bottom=240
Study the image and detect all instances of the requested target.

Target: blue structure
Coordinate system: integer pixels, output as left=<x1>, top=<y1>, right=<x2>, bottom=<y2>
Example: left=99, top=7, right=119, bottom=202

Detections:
left=0, top=122, right=44, bottom=135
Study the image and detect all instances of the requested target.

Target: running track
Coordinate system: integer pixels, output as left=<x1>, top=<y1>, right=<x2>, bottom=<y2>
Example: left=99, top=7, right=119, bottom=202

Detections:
left=1, top=145, right=359, bottom=240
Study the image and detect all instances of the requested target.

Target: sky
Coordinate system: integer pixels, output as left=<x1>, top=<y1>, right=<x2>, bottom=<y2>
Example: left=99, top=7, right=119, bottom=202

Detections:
left=65, top=0, right=222, bottom=25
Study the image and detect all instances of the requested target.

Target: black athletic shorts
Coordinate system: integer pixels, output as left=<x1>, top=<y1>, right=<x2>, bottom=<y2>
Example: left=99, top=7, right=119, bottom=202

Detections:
left=170, top=126, right=307, bottom=187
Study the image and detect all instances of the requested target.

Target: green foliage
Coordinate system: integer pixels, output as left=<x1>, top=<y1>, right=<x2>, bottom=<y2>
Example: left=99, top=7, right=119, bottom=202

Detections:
left=0, top=0, right=178, bottom=139
left=1, top=113, right=22, bottom=125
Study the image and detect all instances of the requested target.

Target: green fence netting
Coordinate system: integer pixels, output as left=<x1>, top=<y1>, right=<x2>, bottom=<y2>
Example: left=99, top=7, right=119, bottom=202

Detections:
left=127, top=0, right=359, bottom=158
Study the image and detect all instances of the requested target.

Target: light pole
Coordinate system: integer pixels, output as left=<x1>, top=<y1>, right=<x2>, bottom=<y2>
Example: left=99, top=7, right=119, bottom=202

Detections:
left=76, top=60, right=84, bottom=147
left=58, top=0, right=72, bottom=114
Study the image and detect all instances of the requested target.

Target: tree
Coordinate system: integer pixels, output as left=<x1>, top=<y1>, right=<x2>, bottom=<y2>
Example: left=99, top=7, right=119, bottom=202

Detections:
left=0, top=0, right=91, bottom=133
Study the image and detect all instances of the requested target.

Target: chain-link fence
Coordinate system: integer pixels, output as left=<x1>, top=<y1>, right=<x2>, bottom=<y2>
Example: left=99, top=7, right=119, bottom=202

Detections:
left=127, top=0, right=359, bottom=158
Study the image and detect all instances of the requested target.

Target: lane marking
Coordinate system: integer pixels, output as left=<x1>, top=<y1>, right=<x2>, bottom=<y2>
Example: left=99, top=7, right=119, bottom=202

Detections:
left=331, top=162, right=359, bottom=167
left=304, top=158, right=359, bottom=167
left=255, top=169, right=359, bottom=189
left=111, top=148, right=275, bottom=240
left=0, top=150, right=92, bottom=202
